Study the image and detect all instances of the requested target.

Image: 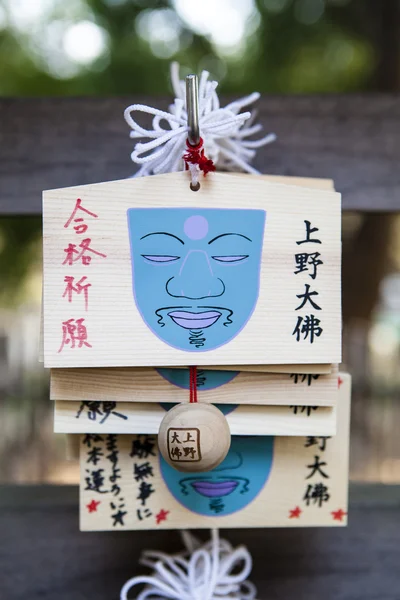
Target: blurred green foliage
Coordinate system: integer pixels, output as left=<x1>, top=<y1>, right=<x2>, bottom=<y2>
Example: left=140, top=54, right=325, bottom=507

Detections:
left=0, top=0, right=387, bottom=97
left=0, top=217, right=41, bottom=305
left=0, top=0, right=396, bottom=301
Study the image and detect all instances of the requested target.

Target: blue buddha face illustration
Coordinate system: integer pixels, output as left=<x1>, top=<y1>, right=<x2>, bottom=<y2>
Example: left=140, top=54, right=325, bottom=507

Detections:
left=160, top=436, right=274, bottom=516
left=127, top=208, right=266, bottom=352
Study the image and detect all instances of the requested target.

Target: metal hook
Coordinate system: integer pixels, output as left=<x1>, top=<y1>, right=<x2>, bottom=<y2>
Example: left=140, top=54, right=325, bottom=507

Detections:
left=186, top=74, right=200, bottom=147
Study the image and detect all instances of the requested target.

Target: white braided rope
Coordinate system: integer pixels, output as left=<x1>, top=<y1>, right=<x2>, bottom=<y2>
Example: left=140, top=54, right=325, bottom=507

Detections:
left=124, top=62, right=276, bottom=181
left=120, top=529, right=257, bottom=600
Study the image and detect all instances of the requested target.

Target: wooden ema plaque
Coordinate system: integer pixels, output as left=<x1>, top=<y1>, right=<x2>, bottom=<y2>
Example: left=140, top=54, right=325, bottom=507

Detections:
left=55, top=401, right=337, bottom=437
left=50, top=365, right=340, bottom=406
left=79, top=373, right=350, bottom=530
left=43, top=172, right=341, bottom=368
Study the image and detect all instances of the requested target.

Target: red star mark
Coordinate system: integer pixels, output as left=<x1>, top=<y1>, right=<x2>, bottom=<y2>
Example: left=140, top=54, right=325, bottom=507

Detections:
left=338, top=376, right=343, bottom=388
left=331, top=508, right=347, bottom=522
left=87, top=499, right=101, bottom=513
left=289, top=506, right=302, bottom=519
left=155, top=509, right=170, bottom=525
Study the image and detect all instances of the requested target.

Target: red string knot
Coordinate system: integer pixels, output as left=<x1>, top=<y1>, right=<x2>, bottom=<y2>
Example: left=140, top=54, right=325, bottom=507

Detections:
left=183, top=137, right=216, bottom=176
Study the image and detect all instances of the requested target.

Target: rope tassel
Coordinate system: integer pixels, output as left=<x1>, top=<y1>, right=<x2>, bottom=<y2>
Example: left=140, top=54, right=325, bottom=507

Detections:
left=120, top=529, right=257, bottom=600
left=124, top=62, right=276, bottom=181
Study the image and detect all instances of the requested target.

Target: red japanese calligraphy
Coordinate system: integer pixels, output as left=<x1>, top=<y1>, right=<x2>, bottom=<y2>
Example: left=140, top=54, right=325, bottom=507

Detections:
left=59, top=200, right=105, bottom=354
left=58, top=318, right=92, bottom=353
left=64, top=198, right=98, bottom=234
left=62, top=238, right=107, bottom=266
left=62, top=275, right=91, bottom=311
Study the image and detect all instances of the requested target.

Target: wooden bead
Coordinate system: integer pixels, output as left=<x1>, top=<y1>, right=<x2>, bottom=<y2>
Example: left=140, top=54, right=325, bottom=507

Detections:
left=158, top=403, right=231, bottom=473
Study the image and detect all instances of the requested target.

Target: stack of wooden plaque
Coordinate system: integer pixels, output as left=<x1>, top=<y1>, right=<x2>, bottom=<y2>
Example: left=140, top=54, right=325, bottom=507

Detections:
left=42, top=171, right=350, bottom=530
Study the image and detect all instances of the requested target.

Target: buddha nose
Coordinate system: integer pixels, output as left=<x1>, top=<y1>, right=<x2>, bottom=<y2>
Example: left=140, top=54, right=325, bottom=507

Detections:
left=166, top=250, right=224, bottom=299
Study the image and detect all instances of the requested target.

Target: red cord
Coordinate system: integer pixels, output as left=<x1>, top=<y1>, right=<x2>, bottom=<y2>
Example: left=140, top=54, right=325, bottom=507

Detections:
left=189, top=366, right=198, bottom=403
left=183, top=138, right=216, bottom=176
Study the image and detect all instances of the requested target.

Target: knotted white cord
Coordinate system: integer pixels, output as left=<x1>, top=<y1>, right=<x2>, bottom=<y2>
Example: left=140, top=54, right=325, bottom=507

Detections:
left=124, top=62, right=276, bottom=183
left=120, top=529, right=257, bottom=600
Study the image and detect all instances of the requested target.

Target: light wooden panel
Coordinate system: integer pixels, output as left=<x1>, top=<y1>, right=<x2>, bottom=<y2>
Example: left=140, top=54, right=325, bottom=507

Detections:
left=169, top=363, right=333, bottom=374
left=51, top=365, right=339, bottom=406
left=79, top=373, right=350, bottom=530
left=39, top=173, right=334, bottom=375
left=41, top=305, right=331, bottom=376
left=55, top=400, right=336, bottom=436
left=43, top=171, right=341, bottom=368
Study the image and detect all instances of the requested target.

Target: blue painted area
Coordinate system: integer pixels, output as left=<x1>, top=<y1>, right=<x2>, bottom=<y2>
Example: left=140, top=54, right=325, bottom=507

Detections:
left=127, top=208, right=266, bottom=352
left=160, top=436, right=274, bottom=516
left=159, top=401, right=238, bottom=416
left=156, top=367, right=239, bottom=390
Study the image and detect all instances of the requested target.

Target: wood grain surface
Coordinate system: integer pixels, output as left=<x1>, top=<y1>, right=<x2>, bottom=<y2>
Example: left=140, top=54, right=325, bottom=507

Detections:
left=1, top=95, right=399, bottom=214
left=0, top=483, right=399, bottom=600
left=50, top=366, right=339, bottom=405
left=55, top=401, right=336, bottom=436
left=43, top=172, right=341, bottom=367
left=77, top=374, right=348, bottom=531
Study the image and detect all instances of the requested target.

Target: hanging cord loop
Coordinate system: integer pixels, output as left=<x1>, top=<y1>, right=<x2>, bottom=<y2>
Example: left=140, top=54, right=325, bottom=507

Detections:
left=124, top=62, right=276, bottom=182
left=120, top=529, right=257, bottom=600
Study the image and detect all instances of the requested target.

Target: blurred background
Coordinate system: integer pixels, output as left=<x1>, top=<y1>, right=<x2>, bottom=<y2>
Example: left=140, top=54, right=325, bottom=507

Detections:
left=0, top=0, right=399, bottom=484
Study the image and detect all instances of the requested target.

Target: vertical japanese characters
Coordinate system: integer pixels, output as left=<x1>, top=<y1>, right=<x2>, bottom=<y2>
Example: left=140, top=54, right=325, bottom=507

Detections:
left=83, top=434, right=161, bottom=527
left=292, top=220, right=324, bottom=344
left=83, top=434, right=127, bottom=526
left=58, top=199, right=107, bottom=353
left=303, top=436, right=331, bottom=508
left=106, top=434, right=127, bottom=526
left=130, top=435, right=157, bottom=523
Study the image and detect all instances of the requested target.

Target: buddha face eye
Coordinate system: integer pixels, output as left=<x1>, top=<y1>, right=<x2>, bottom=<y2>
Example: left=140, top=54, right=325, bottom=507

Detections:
left=212, top=255, right=249, bottom=263
left=142, top=255, right=180, bottom=263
